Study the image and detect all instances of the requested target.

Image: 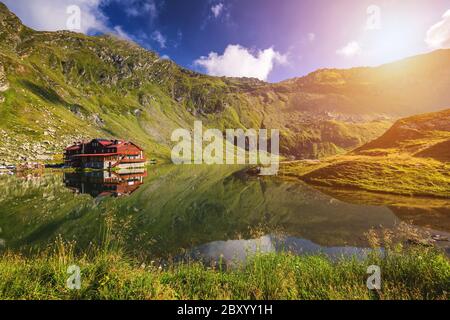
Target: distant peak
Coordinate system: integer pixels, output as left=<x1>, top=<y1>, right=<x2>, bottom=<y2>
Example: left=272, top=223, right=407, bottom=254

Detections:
left=0, top=1, right=26, bottom=30
left=0, top=1, right=18, bottom=18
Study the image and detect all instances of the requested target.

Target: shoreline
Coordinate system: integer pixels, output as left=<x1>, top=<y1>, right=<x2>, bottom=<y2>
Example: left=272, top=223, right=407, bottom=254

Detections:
left=0, top=240, right=448, bottom=300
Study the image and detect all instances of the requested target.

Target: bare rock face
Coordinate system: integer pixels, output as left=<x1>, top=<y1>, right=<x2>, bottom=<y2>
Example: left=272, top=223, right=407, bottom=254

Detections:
left=0, top=64, right=9, bottom=92
left=90, top=113, right=105, bottom=127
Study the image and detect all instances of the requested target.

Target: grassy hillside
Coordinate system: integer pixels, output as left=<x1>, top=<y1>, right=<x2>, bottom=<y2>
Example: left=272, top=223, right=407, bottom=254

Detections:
left=273, top=50, right=450, bottom=116
left=281, top=109, right=450, bottom=198
left=356, top=109, right=450, bottom=158
left=0, top=2, right=449, bottom=164
left=0, top=2, right=262, bottom=163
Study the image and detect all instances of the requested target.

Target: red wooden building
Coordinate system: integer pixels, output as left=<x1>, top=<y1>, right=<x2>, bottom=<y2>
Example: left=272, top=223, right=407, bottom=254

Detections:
left=64, top=139, right=146, bottom=169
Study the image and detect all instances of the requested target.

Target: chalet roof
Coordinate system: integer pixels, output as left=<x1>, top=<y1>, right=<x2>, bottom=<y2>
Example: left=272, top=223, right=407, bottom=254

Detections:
left=95, top=139, right=115, bottom=146
left=65, top=139, right=144, bottom=152
left=66, top=145, right=82, bottom=151
left=72, top=153, right=118, bottom=157
left=127, top=142, right=144, bottom=151
left=72, top=151, right=141, bottom=157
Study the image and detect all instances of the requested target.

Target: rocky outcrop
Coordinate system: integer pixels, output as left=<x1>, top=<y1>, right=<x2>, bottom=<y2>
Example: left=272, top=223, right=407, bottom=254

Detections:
left=0, top=128, right=88, bottom=164
left=0, top=63, right=9, bottom=92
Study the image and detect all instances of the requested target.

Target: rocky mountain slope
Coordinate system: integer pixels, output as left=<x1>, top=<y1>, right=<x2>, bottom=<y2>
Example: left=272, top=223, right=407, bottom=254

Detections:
left=355, top=109, right=450, bottom=161
left=273, top=49, right=450, bottom=116
left=0, top=2, right=449, bottom=163
left=281, top=109, right=450, bottom=198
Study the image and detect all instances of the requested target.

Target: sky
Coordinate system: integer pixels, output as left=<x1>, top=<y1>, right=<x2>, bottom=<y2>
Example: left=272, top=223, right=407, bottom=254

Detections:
left=2, top=0, right=450, bottom=82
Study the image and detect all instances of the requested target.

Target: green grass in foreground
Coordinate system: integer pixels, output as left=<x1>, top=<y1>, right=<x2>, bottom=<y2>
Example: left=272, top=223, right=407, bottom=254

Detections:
left=0, top=237, right=449, bottom=300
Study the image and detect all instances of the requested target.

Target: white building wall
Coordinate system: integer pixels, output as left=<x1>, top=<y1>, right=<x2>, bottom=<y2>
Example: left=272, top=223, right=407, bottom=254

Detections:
left=116, top=162, right=146, bottom=169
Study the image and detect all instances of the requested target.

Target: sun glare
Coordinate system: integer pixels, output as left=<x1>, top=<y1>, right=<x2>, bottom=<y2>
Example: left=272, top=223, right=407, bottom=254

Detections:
left=362, top=10, right=427, bottom=65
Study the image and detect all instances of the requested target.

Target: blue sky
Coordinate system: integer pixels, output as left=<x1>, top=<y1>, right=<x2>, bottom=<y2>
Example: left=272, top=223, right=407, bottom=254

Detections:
left=3, top=0, right=450, bottom=82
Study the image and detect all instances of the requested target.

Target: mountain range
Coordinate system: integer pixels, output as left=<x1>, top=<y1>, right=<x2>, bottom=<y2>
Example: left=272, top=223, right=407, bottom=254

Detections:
left=282, top=108, right=450, bottom=198
left=0, top=2, right=449, bottom=164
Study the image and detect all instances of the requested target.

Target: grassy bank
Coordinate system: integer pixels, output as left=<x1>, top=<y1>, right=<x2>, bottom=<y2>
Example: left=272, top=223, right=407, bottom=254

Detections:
left=0, top=237, right=448, bottom=300
left=280, top=155, right=450, bottom=198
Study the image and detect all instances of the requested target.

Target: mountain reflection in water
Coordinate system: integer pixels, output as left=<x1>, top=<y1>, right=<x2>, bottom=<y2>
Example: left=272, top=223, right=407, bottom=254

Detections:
left=0, top=165, right=448, bottom=261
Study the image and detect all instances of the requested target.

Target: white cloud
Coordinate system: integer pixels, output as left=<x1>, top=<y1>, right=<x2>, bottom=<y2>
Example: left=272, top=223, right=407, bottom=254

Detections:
left=336, top=41, right=362, bottom=57
left=307, top=33, right=316, bottom=42
left=425, top=9, right=450, bottom=49
left=2, top=0, right=108, bottom=34
left=113, top=26, right=133, bottom=41
left=151, top=30, right=167, bottom=48
left=211, top=3, right=224, bottom=18
left=194, top=44, right=288, bottom=81
left=123, top=0, right=157, bottom=18
left=1, top=0, right=150, bottom=42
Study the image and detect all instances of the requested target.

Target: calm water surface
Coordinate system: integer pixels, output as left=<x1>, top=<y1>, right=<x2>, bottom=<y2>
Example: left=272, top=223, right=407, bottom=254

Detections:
left=0, top=165, right=449, bottom=263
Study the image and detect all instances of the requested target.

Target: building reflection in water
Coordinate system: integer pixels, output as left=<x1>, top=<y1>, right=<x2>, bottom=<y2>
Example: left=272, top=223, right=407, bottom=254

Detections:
left=63, top=169, right=147, bottom=198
